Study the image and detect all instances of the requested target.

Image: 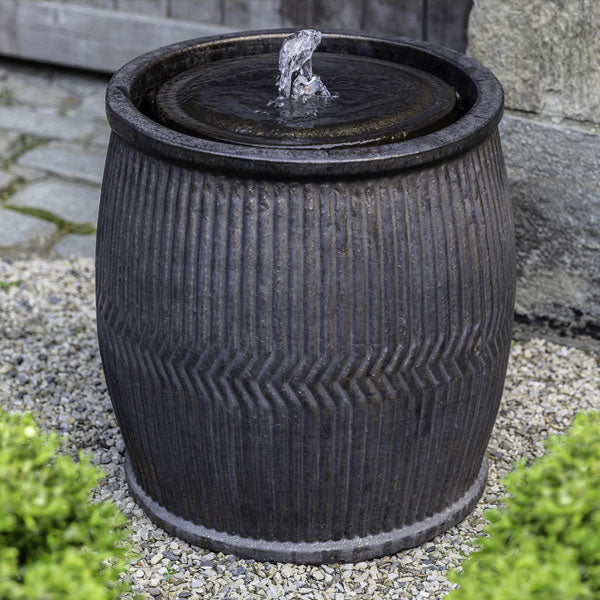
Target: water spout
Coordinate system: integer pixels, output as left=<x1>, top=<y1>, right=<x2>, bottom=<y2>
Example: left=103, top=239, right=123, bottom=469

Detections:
left=272, top=29, right=331, bottom=105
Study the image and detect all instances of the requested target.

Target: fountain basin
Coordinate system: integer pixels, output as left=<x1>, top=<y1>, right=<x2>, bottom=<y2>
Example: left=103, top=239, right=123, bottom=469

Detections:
left=98, top=30, right=515, bottom=563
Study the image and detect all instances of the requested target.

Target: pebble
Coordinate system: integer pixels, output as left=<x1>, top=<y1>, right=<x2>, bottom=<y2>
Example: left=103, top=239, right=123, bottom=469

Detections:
left=1, top=258, right=598, bottom=600
left=162, top=551, right=179, bottom=561
left=150, top=553, right=163, bottom=566
left=281, top=565, right=295, bottom=578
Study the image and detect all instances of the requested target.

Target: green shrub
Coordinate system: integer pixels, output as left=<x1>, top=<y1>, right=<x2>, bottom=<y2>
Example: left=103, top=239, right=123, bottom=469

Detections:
left=0, top=410, right=133, bottom=600
left=448, top=411, right=600, bottom=600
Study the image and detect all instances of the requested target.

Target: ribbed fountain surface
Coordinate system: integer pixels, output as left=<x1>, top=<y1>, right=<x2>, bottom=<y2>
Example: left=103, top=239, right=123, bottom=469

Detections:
left=101, top=28, right=513, bottom=564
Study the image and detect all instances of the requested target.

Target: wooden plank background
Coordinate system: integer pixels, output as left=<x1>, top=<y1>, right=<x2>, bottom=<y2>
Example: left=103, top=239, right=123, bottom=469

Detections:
left=0, top=0, right=472, bottom=73
left=175, top=0, right=473, bottom=51
left=0, top=0, right=236, bottom=72
left=43, top=0, right=473, bottom=51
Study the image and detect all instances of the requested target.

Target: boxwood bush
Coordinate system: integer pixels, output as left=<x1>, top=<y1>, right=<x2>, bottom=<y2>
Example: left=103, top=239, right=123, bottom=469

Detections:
left=0, top=410, right=133, bottom=599
left=449, top=411, right=600, bottom=599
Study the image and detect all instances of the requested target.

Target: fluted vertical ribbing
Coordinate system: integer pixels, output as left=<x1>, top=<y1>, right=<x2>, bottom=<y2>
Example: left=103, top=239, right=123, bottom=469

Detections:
left=96, top=128, right=515, bottom=562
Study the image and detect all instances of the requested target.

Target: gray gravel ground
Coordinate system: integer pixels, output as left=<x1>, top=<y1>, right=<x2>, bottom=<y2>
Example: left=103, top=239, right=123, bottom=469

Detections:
left=1, top=258, right=599, bottom=600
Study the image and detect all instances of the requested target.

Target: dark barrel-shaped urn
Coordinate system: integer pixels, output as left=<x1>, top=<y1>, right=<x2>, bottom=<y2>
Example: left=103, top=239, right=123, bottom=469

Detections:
left=97, top=30, right=516, bottom=563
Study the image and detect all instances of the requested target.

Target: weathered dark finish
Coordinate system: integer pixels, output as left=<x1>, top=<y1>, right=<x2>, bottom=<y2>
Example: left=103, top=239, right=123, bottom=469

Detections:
left=97, top=30, right=515, bottom=563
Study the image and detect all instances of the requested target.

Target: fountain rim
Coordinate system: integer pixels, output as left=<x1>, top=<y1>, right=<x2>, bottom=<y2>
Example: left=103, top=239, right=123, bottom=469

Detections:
left=106, top=29, right=504, bottom=177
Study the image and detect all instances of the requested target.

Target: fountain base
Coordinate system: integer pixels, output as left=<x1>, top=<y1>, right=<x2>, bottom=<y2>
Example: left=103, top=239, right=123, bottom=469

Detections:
left=125, top=454, right=488, bottom=564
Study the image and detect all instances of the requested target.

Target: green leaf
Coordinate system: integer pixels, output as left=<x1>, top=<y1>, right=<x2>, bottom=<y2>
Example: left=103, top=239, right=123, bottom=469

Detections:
left=448, top=411, right=600, bottom=600
left=0, top=409, right=136, bottom=600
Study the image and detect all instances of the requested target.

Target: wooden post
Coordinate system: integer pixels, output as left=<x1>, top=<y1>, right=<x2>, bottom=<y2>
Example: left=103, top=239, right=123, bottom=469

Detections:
left=425, top=0, right=472, bottom=51
left=168, top=0, right=223, bottom=24
left=223, top=0, right=283, bottom=29
left=363, top=0, right=425, bottom=39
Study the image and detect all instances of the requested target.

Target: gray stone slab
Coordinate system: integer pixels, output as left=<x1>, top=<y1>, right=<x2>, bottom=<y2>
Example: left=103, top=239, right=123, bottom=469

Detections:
left=18, top=142, right=106, bottom=185
left=52, top=71, right=109, bottom=98
left=1, top=75, right=78, bottom=109
left=53, top=233, right=95, bottom=258
left=500, top=113, right=600, bottom=189
left=0, top=129, right=22, bottom=161
left=88, top=125, right=111, bottom=151
left=5, top=163, right=47, bottom=182
left=500, top=111, right=600, bottom=324
left=73, top=94, right=107, bottom=121
left=0, top=207, right=55, bottom=246
left=9, top=179, right=100, bottom=225
left=0, top=169, right=17, bottom=191
left=0, top=105, right=95, bottom=141
left=0, top=53, right=108, bottom=97
left=469, top=0, right=600, bottom=122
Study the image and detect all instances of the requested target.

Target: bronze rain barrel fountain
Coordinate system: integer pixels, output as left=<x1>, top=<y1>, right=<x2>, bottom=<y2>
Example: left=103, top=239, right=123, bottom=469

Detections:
left=97, top=29, right=516, bottom=563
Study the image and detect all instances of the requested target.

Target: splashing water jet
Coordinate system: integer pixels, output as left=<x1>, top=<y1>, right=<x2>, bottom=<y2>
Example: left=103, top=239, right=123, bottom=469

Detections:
left=272, top=29, right=332, bottom=106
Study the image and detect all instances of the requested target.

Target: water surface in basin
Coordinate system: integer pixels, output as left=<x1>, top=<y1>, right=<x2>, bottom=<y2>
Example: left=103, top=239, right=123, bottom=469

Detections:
left=155, top=53, right=459, bottom=149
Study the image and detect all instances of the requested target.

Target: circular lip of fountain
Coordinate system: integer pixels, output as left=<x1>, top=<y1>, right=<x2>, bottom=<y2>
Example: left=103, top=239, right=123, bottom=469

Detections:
left=106, top=29, right=504, bottom=177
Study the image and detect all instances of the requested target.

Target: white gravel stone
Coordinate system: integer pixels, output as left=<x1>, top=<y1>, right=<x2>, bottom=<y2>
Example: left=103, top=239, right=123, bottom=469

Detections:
left=0, top=258, right=598, bottom=600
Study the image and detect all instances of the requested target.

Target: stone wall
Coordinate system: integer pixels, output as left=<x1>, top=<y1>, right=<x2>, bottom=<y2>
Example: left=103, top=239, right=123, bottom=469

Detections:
left=469, top=0, right=600, bottom=340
